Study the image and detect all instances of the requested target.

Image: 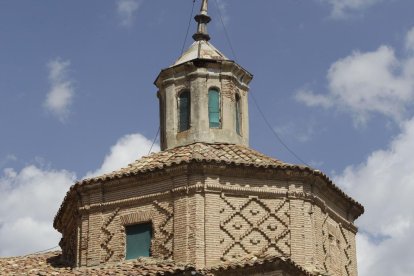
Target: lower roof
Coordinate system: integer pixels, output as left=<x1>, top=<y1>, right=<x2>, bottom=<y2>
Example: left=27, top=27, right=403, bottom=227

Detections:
left=0, top=251, right=195, bottom=276
left=0, top=251, right=314, bottom=276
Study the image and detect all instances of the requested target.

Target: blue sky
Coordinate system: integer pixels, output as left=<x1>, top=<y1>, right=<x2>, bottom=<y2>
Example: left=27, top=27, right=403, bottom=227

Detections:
left=1, top=1, right=414, bottom=275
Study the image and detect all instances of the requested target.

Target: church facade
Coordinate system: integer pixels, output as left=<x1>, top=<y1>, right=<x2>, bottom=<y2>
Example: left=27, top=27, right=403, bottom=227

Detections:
left=54, top=1, right=364, bottom=275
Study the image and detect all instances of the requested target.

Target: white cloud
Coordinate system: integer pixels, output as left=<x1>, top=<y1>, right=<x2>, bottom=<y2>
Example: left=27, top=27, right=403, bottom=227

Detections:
left=86, top=133, right=159, bottom=178
left=0, top=133, right=158, bottom=257
left=320, top=0, right=383, bottom=18
left=44, top=58, right=74, bottom=122
left=0, top=166, right=74, bottom=257
left=295, top=88, right=333, bottom=109
left=117, top=0, right=142, bottom=27
left=295, top=26, right=414, bottom=274
left=334, top=116, right=414, bottom=275
left=296, top=27, right=414, bottom=125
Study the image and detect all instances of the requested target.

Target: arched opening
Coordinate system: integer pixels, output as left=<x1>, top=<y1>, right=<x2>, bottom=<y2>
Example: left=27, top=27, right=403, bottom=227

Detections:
left=178, top=91, right=190, bottom=132
left=208, top=88, right=221, bottom=128
left=235, top=93, right=241, bottom=135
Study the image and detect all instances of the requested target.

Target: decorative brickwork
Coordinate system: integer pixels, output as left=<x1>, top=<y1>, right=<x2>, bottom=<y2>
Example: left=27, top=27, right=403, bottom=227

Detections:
left=117, top=202, right=174, bottom=260
left=54, top=146, right=363, bottom=275
left=339, top=223, right=353, bottom=276
left=74, top=198, right=175, bottom=266
left=219, top=194, right=290, bottom=260
left=152, top=200, right=174, bottom=259
left=321, top=216, right=354, bottom=276
left=120, top=211, right=152, bottom=225
left=101, top=207, right=120, bottom=262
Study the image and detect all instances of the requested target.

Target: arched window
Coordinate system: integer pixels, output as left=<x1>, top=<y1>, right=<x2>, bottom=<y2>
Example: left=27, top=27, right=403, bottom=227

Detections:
left=178, top=91, right=190, bottom=132
left=235, top=94, right=241, bottom=135
left=208, top=88, right=220, bottom=128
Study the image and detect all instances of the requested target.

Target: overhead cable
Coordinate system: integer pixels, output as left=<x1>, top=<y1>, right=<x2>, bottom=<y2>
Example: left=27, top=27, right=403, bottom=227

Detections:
left=148, top=126, right=160, bottom=155
left=212, top=0, right=310, bottom=166
left=181, top=0, right=197, bottom=55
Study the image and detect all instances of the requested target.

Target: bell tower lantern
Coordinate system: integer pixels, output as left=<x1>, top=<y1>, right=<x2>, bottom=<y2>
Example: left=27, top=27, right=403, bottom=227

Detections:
left=155, top=0, right=253, bottom=151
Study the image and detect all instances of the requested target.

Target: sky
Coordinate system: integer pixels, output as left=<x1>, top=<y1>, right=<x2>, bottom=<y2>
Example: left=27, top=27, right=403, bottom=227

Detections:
left=0, top=0, right=413, bottom=275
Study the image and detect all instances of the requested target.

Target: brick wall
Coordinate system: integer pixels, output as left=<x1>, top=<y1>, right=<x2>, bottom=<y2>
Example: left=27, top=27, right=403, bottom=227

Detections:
left=58, top=164, right=360, bottom=275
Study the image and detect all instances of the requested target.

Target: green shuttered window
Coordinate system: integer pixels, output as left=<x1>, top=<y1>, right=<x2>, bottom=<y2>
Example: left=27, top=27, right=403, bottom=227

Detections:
left=125, top=223, right=152, bottom=260
left=208, top=89, right=220, bottom=128
left=178, top=91, right=190, bottom=132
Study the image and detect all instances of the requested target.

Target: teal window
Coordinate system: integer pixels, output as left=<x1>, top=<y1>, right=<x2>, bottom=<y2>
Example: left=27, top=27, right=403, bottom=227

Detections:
left=125, top=223, right=152, bottom=260
left=235, top=94, right=241, bottom=135
left=208, top=89, right=220, bottom=128
left=178, top=91, right=190, bottom=132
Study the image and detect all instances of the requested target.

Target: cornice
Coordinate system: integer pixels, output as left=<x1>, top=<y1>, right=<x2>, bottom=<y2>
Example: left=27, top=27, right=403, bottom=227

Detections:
left=155, top=59, right=252, bottom=89
left=74, top=182, right=358, bottom=233
left=54, top=158, right=364, bottom=233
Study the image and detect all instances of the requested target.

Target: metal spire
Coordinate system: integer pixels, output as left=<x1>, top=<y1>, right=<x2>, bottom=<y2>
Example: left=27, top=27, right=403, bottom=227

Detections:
left=192, top=0, right=211, bottom=41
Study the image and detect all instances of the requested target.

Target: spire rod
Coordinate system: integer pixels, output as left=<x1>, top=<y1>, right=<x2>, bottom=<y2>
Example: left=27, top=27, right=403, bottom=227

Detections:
left=192, top=0, right=211, bottom=41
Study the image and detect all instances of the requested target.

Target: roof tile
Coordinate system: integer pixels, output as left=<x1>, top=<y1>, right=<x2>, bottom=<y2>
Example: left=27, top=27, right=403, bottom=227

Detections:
left=0, top=252, right=197, bottom=276
left=55, top=143, right=364, bottom=228
left=1, top=252, right=317, bottom=276
left=80, top=143, right=289, bottom=185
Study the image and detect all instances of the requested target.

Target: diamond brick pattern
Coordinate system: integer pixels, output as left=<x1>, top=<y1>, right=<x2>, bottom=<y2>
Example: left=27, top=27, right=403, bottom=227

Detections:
left=153, top=201, right=174, bottom=258
left=322, top=217, right=353, bottom=276
left=101, top=208, right=120, bottom=262
left=220, top=194, right=290, bottom=260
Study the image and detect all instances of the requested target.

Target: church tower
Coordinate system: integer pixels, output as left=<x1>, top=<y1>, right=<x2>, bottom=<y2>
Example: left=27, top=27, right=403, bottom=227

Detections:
left=155, top=0, right=252, bottom=150
left=54, top=1, right=364, bottom=275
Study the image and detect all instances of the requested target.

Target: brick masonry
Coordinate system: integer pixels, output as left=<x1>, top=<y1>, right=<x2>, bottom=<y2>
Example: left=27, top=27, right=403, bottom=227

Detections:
left=56, top=163, right=361, bottom=276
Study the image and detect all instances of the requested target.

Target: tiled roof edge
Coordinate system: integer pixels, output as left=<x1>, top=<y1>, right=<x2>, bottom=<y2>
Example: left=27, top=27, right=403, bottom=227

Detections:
left=205, top=255, right=315, bottom=276
left=54, top=146, right=364, bottom=231
left=77, top=158, right=363, bottom=211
